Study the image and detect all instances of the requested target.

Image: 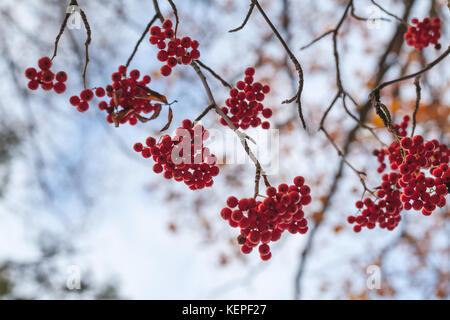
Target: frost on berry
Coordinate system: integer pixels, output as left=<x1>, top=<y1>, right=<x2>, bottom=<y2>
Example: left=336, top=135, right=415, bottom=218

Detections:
left=404, top=17, right=441, bottom=51
left=220, top=67, right=273, bottom=130
left=134, top=122, right=219, bottom=190
left=25, top=57, right=68, bottom=94
left=221, top=176, right=311, bottom=261
left=348, top=116, right=449, bottom=232
left=149, top=20, right=200, bottom=77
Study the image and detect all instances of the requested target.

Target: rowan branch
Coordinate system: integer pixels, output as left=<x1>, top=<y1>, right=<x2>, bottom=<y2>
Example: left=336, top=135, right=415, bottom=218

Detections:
left=167, top=0, right=179, bottom=37
left=232, top=0, right=306, bottom=129
left=196, top=60, right=232, bottom=89
left=228, top=1, right=256, bottom=32
left=51, top=0, right=78, bottom=60
left=125, top=14, right=158, bottom=68
left=151, top=0, right=272, bottom=195
left=79, top=8, right=91, bottom=89
left=411, top=76, right=421, bottom=137
left=294, top=0, right=416, bottom=298
left=252, top=0, right=306, bottom=129
left=369, top=45, right=450, bottom=131
left=370, top=0, right=408, bottom=25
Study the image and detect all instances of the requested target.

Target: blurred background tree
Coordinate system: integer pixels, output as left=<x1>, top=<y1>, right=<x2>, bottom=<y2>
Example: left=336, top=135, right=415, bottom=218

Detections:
left=0, top=0, right=448, bottom=299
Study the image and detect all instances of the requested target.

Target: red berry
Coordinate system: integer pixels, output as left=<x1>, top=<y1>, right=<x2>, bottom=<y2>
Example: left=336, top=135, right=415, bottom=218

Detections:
left=25, top=67, right=37, bottom=80
left=95, top=87, right=105, bottom=97
left=53, top=82, right=66, bottom=94
left=38, top=56, right=52, bottom=70
left=27, top=80, right=39, bottom=90
left=134, top=142, right=143, bottom=152
left=55, top=71, right=67, bottom=82
left=227, top=196, right=239, bottom=208
left=160, top=65, right=172, bottom=77
left=69, top=96, right=80, bottom=106
left=77, top=101, right=89, bottom=112
left=162, top=19, right=173, bottom=29
left=80, top=89, right=94, bottom=101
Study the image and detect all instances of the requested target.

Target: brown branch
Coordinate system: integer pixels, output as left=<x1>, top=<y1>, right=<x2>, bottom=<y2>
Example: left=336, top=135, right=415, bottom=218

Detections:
left=190, top=59, right=271, bottom=193
left=79, top=9, right=91, bottom=89
left=370, top=0, right=408, bottom=25
left=51, top=1, right=76, bottom=60
left=167, top=0, right=179, bottom=37
left=300, top=30, right=333, bottom=50
left=369, top=45, right=450, bottom=130
left=196, top=60, right=232, bottom=89
left=411, top=76, right=421, bottom=137
left=252, top=0, right=306, bottom=129
left=294, top=0, right=416, bottom=299
left=229, top=1, right=256, bottom=32
left=125, top=15, right=158, bottom=68
left=194, top=104, right=214, bottom=123
left=373, top=45, right=450, bottom=93
left=350, top=1, right=390, bottom=22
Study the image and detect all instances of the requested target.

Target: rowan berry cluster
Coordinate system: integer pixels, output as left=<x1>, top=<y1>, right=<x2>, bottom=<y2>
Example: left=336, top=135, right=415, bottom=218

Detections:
left=25, top=57, right=67, bottom=94
left=133, top=120, right=219, bottom=190
left=149, top=19, right=200, bottom=77
left=348, top=116, right=449, bottom=232
left=404, top=17, right=441, bottom=50
left=220, top=68, right=272, bottom=130
left=221, top=176, right=311, bottom=260
left=70, top=66, right=160, bottom=126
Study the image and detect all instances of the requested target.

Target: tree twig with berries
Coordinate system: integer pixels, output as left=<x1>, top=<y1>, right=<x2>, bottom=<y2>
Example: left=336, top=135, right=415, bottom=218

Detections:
left=294, top=0, right=417, bottom=298
left=231, top=0, right=306, bottom=129
left=151, top=0, right=272, bottom=195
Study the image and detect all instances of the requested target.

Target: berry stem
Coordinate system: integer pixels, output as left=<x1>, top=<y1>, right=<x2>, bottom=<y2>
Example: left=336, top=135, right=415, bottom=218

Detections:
left=126, top=14, right=158, bottom=68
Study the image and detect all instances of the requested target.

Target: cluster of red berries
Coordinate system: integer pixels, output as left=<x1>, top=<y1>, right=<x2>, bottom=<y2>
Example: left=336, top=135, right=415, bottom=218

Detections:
left=404, top=17, right=441, bottom=50
left=348, top=175, right=403, bottom=232
left=69, top=66, right=160, bottom=126
left=220, top=68, right=272, bottom=130
left=133, top=120, right=219, bottom=190
left=348, top=116, right=449, bottom=232
left=221, top=176, right=311, bottom=260
left=149, top=19, right=200, bottom=77
left=25, top=57, right=67, bottom=94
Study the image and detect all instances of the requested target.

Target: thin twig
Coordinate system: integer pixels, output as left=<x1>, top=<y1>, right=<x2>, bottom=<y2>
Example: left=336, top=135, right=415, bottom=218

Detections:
left=167, top=0, right=179, bottom=37
left=125, top=15, right=158, bottom=68
left=294, top=0, right=416, bottom=298
left=370, top=45, right=450, bottom=130
left=196, top=60, right=232, bottom=89
left=51, top=0, right=78, bottom=60
left=79, top=9, right=91, bottom=89
left=350, top=1, right=390, bottom=22
left=252, top=0, right=306, bottom=129
left=194, top=104, right=214, bottom=123
left=229, top=1, right=256, bottom=32
left=300, top=30, right=333, bottom=50
left=411, top=76, right=421, bottom=137
left=371, top=0, right=408, bottom=25
left=374, top=46, right=450, bottom=93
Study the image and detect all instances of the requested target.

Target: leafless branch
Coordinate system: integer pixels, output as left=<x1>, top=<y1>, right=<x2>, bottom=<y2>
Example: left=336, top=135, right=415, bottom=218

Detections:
left=125, top=15, right=158, bottom=68
left=228, top=1, right=256, bottom=32
left=411, top=76, right=421, bottom=137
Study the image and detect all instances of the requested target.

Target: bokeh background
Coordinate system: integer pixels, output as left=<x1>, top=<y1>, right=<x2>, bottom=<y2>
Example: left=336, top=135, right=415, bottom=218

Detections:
left=0, top=0, right=448, bottom=299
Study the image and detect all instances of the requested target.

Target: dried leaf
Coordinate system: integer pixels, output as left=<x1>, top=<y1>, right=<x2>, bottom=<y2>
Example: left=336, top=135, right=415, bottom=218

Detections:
left=136, top=84, right=168, bottom=104
left=150, top=104, right=162, bottom=120
left=160, top=106, right=173, bottom=132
